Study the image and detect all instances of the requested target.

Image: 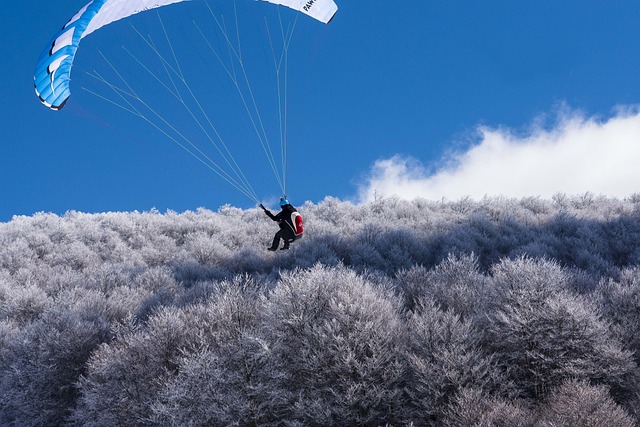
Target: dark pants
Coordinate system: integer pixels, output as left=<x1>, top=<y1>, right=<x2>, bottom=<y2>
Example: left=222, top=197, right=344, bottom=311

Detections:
left=270, top=227, right=295, bottom=250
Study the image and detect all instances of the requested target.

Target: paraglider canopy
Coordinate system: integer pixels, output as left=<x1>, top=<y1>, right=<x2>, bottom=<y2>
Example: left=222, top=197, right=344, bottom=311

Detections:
left=34, top=0, right=338, bottom=110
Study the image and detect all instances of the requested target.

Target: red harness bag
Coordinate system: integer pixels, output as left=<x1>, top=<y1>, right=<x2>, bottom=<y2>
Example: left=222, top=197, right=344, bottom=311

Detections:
left=291, top=212, right=304, bottom=237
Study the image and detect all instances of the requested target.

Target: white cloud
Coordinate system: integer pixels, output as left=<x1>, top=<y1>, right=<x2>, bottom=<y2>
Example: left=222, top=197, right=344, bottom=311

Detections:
left=358, top=108, right=640, bottom=202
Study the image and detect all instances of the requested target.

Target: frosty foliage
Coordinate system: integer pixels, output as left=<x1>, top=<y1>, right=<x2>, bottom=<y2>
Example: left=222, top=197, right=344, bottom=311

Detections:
left=263, top=265, right=406, bottom=425
left=483, top=257, right=638, bottom=404
left=535, top=380, right=636, bottom=427
left=404, top=298, right=511, bottom=423
left=440, top=387, right=533, bottom=427
left=0, top=194, right=639, bottom=425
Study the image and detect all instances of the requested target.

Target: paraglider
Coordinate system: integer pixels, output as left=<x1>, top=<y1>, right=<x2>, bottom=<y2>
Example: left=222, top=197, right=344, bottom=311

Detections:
left=34, top=0, right=335, bottom=249
left=260, top=197, right=303, bottom=250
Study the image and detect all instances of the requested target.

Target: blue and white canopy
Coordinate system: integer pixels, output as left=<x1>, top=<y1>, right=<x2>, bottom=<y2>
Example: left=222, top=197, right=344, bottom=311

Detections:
left=34, top=0, right=338, bottom=110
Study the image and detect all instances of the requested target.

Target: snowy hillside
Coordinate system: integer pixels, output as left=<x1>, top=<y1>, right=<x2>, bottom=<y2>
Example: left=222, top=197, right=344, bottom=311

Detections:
left=1, top=194, right=640, bottom=426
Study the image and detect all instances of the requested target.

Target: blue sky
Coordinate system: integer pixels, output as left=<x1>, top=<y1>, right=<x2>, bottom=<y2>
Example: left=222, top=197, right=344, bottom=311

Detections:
left=2, top=1, right=640, bottom=222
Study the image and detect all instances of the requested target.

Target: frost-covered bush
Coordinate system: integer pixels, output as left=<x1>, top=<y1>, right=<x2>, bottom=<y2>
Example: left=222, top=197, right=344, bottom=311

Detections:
left=152, top=349, right=259, bottom=426
left=397, top=253, right=489, bottom=317
left=73, top=308, right=200, bottom=426
left=292, top=232, right=343, bottom=268
left=0, top=307, right=111, bottom=426
left=151, top=276, right=272, bottom=426
left=535, top=380, right=635, bottom=427
left=74, top=276, right=270, bottom=426
left=263, top=264, right=407, bottom=425
left=0, top=279, right=51, bottom=324
left=484, top=257, right=637, bottom=402
left=405, top=298, right=509, bottom=423
left=594, top=267, right=640, bottom=375
left=440, top=387, right=533, bottom=427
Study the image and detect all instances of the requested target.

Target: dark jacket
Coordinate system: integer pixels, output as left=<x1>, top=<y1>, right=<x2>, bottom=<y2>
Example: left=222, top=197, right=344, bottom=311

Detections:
left=264, top=204, right=298, bottom=234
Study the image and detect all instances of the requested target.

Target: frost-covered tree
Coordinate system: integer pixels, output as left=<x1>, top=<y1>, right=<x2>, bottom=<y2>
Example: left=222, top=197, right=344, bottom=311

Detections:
left=535, top=380, right=635, bottom=427
left=263, top=264, right=407, bottom=425
left=404, top=298, right=509, bottom=424
left=73, top=308, right=201, bottom=426
left=151, top=276, right=274, bottom=426
left=595, top=267, right=640, bottom=364
left=483, top=257, right=637, bottom=403
left=153, top=349, right=261, bottom=426
left=0, top=307, right=111, bottom=426
left=397, top=253, right=489, bottom=317
left=0, top=279, right=51, bottom=325
left=440, top=387, right=533, bottom=427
